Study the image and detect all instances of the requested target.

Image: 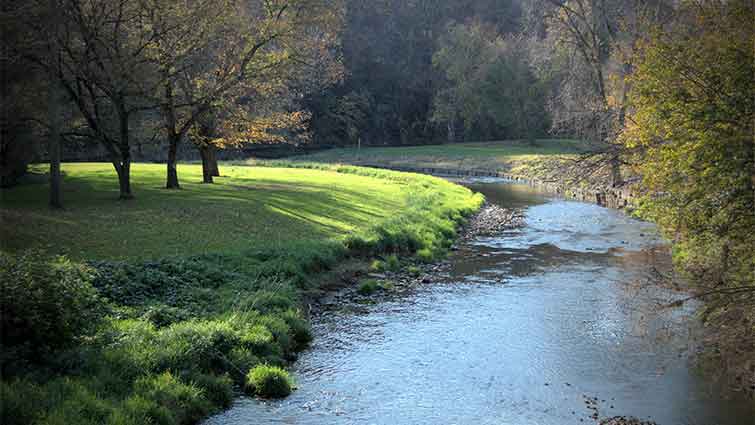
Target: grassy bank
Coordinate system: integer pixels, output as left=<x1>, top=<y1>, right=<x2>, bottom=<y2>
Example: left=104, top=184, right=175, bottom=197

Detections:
left=0, top=163, right=483, bottom=425
left=295, top=139, right=582, bottom=178
left=293, top=140, right=637, bottom=210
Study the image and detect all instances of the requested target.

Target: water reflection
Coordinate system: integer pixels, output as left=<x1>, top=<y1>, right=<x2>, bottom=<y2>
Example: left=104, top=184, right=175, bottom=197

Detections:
left=206, top=182, right=754, bottom=425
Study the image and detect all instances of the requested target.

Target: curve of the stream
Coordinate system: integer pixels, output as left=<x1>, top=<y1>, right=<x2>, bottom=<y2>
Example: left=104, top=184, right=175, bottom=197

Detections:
left=206, top=181, right=754, bottom=425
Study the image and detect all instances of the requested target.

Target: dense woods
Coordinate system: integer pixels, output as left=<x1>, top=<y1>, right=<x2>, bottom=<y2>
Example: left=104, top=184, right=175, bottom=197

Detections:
left=1, top=0, right=753, bottom=423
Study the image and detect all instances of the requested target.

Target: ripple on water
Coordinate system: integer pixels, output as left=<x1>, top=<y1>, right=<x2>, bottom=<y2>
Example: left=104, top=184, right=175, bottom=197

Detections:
left=204, top=182, right=754, bottom=425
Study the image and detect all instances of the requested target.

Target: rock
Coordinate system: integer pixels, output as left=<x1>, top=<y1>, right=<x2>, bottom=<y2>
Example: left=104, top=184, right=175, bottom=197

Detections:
left=462, top=203, right=525, bottom=238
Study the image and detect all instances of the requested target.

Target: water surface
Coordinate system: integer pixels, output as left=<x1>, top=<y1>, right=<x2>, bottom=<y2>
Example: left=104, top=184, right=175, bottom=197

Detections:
left=207, top=182, right=754, bottom=425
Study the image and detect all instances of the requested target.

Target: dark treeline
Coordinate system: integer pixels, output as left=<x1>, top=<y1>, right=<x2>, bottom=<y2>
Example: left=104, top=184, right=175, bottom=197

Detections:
left=304, top=0, right=532, bottom=147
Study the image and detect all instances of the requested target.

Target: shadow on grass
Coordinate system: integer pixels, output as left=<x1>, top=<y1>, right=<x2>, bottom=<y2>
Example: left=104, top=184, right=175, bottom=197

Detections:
left=1, top=165, right=407, bottom=260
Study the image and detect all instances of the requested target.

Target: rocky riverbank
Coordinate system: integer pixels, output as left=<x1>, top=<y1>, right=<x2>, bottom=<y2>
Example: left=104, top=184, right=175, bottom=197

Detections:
left=309, top=201, right=524, bottom=314
left=350, top=161, right=638, bottom=211
left=307, top=199, right=670, bottom=425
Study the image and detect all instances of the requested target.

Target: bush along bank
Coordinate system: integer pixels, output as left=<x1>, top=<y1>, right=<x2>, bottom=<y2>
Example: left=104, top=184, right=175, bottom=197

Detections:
left=0, top=166, right=483, bottom=425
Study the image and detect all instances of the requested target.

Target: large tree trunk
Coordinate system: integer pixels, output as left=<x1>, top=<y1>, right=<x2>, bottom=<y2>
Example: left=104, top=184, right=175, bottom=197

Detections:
left=208, top=144, right=219, bottom=176
left=116, top=112, right=133, bottom=199
left=47, top=0, right=62, bottom=209
left=166, top=132, right=180, bottom=189
left=47, top=74, right=63, bottom=209
left=113, top=156, right=132, bottom=200
left=163, top=81, right=181, bottom=189
left=199, top=145, right=213, bottom=184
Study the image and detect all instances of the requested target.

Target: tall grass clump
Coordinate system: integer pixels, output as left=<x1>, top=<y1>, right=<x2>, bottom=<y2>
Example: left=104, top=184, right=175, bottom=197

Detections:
left=245, top=365, right=293, bottom=398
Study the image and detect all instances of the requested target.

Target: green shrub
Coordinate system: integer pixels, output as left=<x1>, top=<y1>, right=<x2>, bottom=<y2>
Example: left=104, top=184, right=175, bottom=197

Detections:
left=379, top=281, right=395, bottom=291
left=416, top=248, right=436, bottom=263
left=255, top=316, right=293, bottom=358
left=108, top=395, right=171, bottom=425
left=357, top=279, right=381, bottom=295
left=385, top=254, right=401, bottom=271
left=226, top=348, right=260, bottom=383
left=243, top=290, right=295, bottom=314
left=245, top=365, right=293, bottom=398
left=90, top=257, right=237, bottom=309
left=38, top=379, right=113, bottom=425
left=0, top=379, right=45, bottom=425
left=369, top=259, right=385, bottom=272
left=239, top=324, right=279, bottom=358
left=406, top=265, right=421, bottom=277
left=278, top=310, right=312, bottom=350
left=187, top=373, right=234, bottom=409
left=154, top=320, right=239, bottom=374
left=142, top=305, right=190, bottom=328
left=133, top=372, right=211, bottom=425
left=0, top=251, right=104, bottom=365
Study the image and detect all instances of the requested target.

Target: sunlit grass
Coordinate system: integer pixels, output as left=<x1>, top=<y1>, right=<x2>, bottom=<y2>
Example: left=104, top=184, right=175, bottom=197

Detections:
left=294, top=139, right=581, bottom=173
left=0, top=161, right=483, bottom=424
left=0, top=163, right=443, bottom=260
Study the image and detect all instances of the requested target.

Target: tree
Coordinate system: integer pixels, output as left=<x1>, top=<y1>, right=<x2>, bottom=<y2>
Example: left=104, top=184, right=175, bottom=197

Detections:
left=431, top=23, right=547, bottom=142
left=2, top=0, right=66, bottom=206
left=0, top=1, right=42, bottom=189
left=48, top=0, right=159, bottom=199
left=527, top=0, right=669, bottom=186
left=46, top=0, right=64, bottom=208
left=623, top=0, right=754, bottom=369
left=149, top=0, right=343, bottom=188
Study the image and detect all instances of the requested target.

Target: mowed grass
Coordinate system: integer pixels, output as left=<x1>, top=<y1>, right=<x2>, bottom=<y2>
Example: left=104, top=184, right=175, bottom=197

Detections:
left=1, top=162, right=482, bottom=425
left=295, top=139, right=582, bottom=174
left=0, top=163, right=438, bottom=260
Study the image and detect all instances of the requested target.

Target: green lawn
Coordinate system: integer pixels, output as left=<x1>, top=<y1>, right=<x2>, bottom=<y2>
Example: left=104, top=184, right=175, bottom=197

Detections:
left=1, top=163, right=476, bottom=260
left=1, top=162, right=483, bottom=425
left=295, top=139, right=582, bottom=175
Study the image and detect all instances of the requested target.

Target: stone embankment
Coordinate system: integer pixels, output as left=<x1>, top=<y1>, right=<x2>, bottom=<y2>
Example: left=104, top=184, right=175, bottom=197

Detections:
left=357, top=163, right=637, bottom=210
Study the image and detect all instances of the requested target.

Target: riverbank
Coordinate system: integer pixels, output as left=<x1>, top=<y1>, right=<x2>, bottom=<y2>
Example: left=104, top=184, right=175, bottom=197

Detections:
left=288, top=148, right=753, bottom=400
left=293, top=140, right=637, bottom=210
left=309, top=202, right=525, bottom=315
left=207, top=180, right=753, bottom=425
left=0, top=163, right=483, bottom=425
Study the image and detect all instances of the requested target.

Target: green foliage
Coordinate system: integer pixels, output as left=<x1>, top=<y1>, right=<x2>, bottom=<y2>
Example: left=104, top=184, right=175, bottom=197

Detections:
left=0, top=251, right=104, bottom=367
left=357, top=279, right=381, bottom=295
left=416, top=248, right=436, bottom=263
left=245, top=365, right=293, bottom=398
left=0, top=163, right=483, bottom=423
left=624, top=0, right=755, bottom=376
left=278, top=310, right=313, bottom=351
left=432, top=23, right=548, bottom=141
left=242, top=291, right=296, bottom=315
left=384, top=254, right=401, bottom=272
left=133, top=372, right=212, bottom=425
left=90, top=258, right=236, bottom=308
left=369, top=259, right=385, bottom=272
left=187, top=373, right=234, bottom=410
left=109, top=395, right=169, bottom=425
left=0, top=379, right=45, bottom=425
left=626, top=0, right=754, bottom=289
left=37, top=379, right=112, bottom=425
left=142, top=305, right=191, bottom=329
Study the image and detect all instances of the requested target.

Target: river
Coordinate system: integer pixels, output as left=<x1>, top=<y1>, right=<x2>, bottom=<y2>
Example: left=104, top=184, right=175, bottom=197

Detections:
left=206, top=181, right=754, bottom=425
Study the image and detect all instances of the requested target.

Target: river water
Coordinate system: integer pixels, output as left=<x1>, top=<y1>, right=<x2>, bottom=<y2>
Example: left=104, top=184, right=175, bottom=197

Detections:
left=206, top=181, right=754, bottom=425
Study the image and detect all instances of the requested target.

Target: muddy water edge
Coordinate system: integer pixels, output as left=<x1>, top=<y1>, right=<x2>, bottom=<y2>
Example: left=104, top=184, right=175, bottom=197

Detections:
left=205, top=179, right=755, bottom=425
